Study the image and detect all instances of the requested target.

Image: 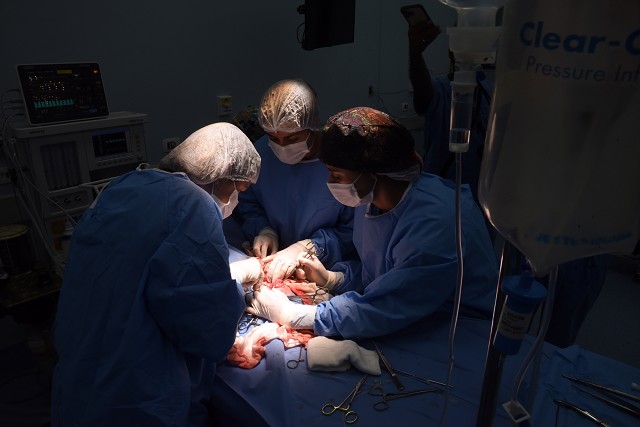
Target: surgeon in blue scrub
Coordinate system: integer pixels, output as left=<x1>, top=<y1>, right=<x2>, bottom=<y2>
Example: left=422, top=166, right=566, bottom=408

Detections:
left=237, top=79, right=356, bottom=281
left=51, top=123, right=262, bottom=427
left=247, top=107, right=498, bottom=339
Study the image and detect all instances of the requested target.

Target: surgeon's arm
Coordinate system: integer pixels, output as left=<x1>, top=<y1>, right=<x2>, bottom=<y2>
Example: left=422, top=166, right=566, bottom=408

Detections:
left=229, top=257, right=263, bottom=288
left=296, top=253, right=344, bottom=291
left=308, top=205, right=356, bottom=268
left=315, top=262, right=457, bottom=339
left=246, top=286, right=316, bottom=330
left=146, top=211, right=245, bottom=361
left=252, top=227, right=279, bottom=258
left=408, top=21, right=441, bottom=115
left=315, top=218, right=460, bottom=339
left=237, top=185, right=273, bottom=248
left=263, top=239, right=312, bottom=281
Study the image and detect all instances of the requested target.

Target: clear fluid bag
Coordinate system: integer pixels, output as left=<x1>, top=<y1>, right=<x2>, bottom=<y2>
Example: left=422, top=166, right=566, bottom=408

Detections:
left=478, top=0, right=640, bottom=275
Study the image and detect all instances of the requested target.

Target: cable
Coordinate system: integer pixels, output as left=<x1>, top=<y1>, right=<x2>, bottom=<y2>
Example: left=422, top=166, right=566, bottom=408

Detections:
left=371, top=90, right=420, bottom=121
left=509, top=265, right=558, bottom=415
left=0, top=112, right=68, bottom=276
left=439, top=151, right=465, bottom=427
left=296, top=22, right=305, bottom=45
left=14, top=188, right=66, bottom=277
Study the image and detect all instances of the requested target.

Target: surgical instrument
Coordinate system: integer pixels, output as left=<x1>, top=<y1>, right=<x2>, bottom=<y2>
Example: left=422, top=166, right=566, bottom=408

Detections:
left=287, top=346, right=305, bottom=369
left=322, top=374, right=368, bottom=424
left=299, top=286, right=329, bottom=305
left=302, top=241, right=324, bottom=259
left=237, top=314, right=259, bottom=334
left=563, top=375, right=640, bottom=403
left=373, top=342, right=404, bottom=391
left=367, top=382, right=443, bottom=412
left=554, top=399, right=612, bottom=427
left=394, top=368, right=449, bottom=388
left=573, top=385, right=640, bottom=419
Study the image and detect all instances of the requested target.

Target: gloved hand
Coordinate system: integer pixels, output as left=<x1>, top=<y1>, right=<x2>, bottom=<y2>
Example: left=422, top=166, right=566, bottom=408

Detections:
left=246, top=286, right=316, bottom=329
left=296, top=253, right=344, bottom=291
left=263, top=239, right=312, bottom=282
left=252, top=227, right=279, bottom=258
left=306, top=336, right=381, bottom=375
left=229, top=257, right=263, bottom=290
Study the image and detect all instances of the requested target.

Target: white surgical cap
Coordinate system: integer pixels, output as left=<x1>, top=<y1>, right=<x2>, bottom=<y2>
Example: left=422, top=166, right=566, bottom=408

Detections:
left=159, top=122, right=261, bottom=185
left=258, top=79, right=320, bottom=133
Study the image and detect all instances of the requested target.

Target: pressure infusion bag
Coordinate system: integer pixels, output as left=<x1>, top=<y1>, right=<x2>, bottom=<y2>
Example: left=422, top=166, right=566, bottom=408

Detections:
left=478, top=0, right=640, bottom=275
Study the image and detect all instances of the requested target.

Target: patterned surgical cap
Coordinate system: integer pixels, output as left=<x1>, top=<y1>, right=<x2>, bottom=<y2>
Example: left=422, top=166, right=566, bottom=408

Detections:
left=320, top=107, right=422, bottom=174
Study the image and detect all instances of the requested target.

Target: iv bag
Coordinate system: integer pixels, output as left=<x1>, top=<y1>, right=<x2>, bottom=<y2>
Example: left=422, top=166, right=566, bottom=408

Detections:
left=479, top=0, right=640, bottom=275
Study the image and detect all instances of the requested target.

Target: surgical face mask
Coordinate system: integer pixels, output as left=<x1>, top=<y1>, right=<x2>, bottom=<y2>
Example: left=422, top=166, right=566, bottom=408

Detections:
left=268, top=135, right=310, bottom=164
left=378, top=164, right=422, bottom=181
left=327, top=174, right=375, bottom=207
left=212, top=185, right=239, bottom=219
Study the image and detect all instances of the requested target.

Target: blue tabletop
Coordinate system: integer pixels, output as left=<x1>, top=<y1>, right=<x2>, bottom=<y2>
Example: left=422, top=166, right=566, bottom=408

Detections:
left=211, top=313, right=639, bottom=426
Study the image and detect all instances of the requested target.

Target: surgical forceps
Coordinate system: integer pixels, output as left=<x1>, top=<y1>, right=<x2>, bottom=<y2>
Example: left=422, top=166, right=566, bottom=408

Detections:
left=563, top=374, right=640, bottom=403
left=563, top=374, right=640, bottom=419
left=573, top=385, right=640, bottom=419
left=302, top=241, right=324, bottom=260
left=394, top=369, right=449, bottom=388
left=554, top=399, right=612, bottom=427
left=367, top=382, right=443, bottom=412
left=237, top=314, right=259, bottom=334
left=322, top=374, right=368, bottom=424
left=287, top=346, right=305, bottom=369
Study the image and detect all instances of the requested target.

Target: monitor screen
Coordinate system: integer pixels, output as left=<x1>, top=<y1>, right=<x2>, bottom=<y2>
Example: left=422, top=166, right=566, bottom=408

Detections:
left=16, top=62, right=109, bottom=125
left=301, top=0, right=356, bottom=51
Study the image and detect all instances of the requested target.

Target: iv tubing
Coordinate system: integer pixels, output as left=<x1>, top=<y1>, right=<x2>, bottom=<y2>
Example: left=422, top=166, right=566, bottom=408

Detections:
left=439, top=151, right=465, bottom=427
left=509, top=266, right=558, bottom=412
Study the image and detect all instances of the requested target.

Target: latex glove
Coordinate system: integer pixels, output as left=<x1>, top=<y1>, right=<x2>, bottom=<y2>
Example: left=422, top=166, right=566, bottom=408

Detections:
left=306, top=336, right=381, bottom=376
left=253, top=227, right=279, bottom=258
left=229, top=257, right=263, bottom=290
left=296, top=253, right=344, bottom=291
left=263, top=239, right=311, bottom=282
left=246, top=286, right=316, bottom=329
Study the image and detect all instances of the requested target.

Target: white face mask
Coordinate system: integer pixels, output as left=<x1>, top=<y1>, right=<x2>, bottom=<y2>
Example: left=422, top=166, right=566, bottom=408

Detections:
left=327, top=174, right=375, bottom=207
left=268, top=135, right=310, bottom=164
left=212, top=186, right=239, bottom=219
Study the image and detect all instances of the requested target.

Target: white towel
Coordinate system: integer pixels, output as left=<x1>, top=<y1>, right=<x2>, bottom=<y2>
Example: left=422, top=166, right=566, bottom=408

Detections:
left=306, top=336, right=381, bottom=375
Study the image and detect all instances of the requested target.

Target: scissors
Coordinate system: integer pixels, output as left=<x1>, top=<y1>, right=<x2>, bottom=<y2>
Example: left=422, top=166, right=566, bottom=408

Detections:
left=368, top=381, right=443, bottom=411
left=295, top=286, right=329, bottom=305
left=237, top=314, right=259, bottom=334
left=322, top=374, right=368, bottom=424
left=287, top=345, right=305, bottom=369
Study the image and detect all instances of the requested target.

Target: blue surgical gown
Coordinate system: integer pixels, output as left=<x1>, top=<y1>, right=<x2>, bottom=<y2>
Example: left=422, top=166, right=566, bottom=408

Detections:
left=314, top=173, right=499, bottom=339
left=237, top=135, right=356, bottom=266
left=51, top=169, right=245, bottom=427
